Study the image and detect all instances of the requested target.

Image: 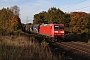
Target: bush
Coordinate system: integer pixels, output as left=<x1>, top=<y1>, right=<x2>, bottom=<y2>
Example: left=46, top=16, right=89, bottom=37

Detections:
left=0, top=29, right=6, bottom=35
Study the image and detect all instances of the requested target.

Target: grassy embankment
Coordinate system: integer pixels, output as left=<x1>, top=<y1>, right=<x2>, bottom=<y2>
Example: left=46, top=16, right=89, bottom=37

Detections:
left=0, top=34, right=70, bottom=60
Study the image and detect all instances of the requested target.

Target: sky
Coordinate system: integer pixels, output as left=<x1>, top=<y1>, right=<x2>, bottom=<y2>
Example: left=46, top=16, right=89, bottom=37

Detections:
left=0, top=0, right=90, bottom=23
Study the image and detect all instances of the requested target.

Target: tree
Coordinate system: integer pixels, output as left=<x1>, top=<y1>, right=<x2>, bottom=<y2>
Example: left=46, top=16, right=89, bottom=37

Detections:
left=10, top=5, right=20, bottom=16
left=33, top=7, right=70, bottom=25
left=0, top=6, right=21, bottom=33
left=69, top=12, right=88, bottom=33
left=0, top=8, right=14, bottom=30
left=83, top=13, right=90, bottom=34
left=33, top=11, right=47, bottom=24
left=47, top=7, right=65, bottom=24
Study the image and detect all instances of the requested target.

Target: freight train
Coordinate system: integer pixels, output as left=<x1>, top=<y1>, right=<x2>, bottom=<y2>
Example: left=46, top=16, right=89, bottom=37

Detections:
left=23, top=23, right=65, bottom=41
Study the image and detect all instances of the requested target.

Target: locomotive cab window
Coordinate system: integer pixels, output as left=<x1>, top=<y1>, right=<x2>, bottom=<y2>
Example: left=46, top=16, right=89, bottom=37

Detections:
left=54, top=26, right=64, bottom=30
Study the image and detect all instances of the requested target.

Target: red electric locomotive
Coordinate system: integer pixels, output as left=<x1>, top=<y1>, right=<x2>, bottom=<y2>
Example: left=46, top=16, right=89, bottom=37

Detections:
left=39, top=24, right=64, bottom=38
left=23, top=23, right=65, bottom=41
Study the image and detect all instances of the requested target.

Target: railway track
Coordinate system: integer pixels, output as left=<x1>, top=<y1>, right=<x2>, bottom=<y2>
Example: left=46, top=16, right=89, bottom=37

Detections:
left=55, top=42, right=90, bottom=60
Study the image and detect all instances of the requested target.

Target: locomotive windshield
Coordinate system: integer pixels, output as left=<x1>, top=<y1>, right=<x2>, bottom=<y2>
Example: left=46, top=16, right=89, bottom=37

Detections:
left=54, top=25, right=64, bottom=30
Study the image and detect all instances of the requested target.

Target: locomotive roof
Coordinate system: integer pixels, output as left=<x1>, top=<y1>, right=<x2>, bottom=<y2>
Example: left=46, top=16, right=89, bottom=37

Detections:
left=41, top=24, right=64, bottom=26
left=41, top=24, right=50, bottom=26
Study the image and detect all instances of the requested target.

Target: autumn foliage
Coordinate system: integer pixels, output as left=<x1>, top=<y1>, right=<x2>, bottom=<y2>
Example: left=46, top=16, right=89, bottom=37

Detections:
left=69, top=12, right=89, bottom=33
left=10, top=15, right=21, bottom=31
left=0, top=6, right=21, bottom=34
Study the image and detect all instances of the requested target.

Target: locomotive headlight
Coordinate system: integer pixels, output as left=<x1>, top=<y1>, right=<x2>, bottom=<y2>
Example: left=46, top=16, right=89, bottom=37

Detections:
left=61, top=31, right=64, bottom=33
left=54, top=31, right=58, bottom=33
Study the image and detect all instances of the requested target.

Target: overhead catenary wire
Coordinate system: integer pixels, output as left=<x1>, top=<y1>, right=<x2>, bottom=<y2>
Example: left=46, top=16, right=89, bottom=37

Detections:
left=62, top=0, right=87, bottom=10
left=61, top=0, right=88, bottom=13
left=73, top=6, right=90, bottom=11
left=67, top=0, right=87, bottom=8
